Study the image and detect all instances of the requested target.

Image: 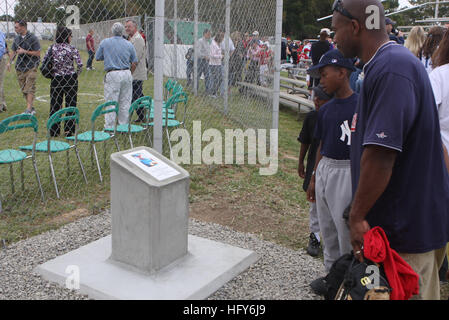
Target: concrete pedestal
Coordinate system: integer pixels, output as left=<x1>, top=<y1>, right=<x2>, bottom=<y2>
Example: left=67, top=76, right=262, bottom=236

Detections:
left=35, top=234, right=258, bottom=300
left=35, top=147, right=258, bottom=299
left=110, top=148, right=190, bottom=274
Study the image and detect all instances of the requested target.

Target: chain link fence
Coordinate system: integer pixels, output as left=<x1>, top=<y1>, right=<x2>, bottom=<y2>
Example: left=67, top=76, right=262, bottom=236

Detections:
left=0, top=0, right=282, bottom=243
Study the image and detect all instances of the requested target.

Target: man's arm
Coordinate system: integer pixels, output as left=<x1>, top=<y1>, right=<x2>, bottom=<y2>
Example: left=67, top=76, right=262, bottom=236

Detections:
left=442, top=143, right=449, bottom=173
left=349, top=145, right=397, bottom=261
left=298, top=143, right=310, bottom=179
left=16, top=47, right=40, bottom=57
left=306, top=142, right=323, bottom=202
left=130, top=62, right=137, bottom=74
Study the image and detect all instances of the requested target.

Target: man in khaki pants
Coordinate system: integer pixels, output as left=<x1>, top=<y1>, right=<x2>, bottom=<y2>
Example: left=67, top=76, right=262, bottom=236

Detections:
left=0, top=30, right=7, bottom=112
left=331, top=0, right=449, bottom=300
left=125, top=19, right=148, bottom=122
left=7, top=20, right=41, bottom=115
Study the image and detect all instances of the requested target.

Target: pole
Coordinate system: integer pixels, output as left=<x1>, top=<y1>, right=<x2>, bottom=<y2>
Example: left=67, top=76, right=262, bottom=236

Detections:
left=173, top=0, right=178, bottom=79
left=154, top=0, right=165, bottom=153
left=272, top=0, right=282, bottom=131
left=193, top=0, right=198, bottom=96
left=224, top=0, right=231, bottom=114
left=5, top=0, right=9, bottom=36
left=435, top=0, right=439, bottom=19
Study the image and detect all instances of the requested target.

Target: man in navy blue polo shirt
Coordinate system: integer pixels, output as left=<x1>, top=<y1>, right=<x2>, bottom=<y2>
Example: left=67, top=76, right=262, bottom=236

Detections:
left=332, top=0, right=449, bottom=299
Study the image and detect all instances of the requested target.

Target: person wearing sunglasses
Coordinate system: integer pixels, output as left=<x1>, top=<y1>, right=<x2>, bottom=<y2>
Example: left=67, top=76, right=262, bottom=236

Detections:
left=331, top=0, right=449, bottom=300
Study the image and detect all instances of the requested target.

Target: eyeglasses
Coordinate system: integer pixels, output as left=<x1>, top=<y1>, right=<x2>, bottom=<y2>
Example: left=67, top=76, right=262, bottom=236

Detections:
left=332, top=0, right=356, bottom=21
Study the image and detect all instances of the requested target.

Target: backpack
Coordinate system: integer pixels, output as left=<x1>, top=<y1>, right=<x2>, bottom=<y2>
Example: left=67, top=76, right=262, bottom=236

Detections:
left=323, top=253, right=353, bottom=300
left=40, top=45, right=54, bottom=79
left=324, top=252, right=391, bottom=300
left=334, top=255, right=391, bottom=300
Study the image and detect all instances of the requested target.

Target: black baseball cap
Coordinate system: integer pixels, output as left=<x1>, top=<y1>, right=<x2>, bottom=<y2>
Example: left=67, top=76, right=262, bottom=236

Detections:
left=307, top=49, right=356, bottom=79
left=385, top=17, right=396, bottom=26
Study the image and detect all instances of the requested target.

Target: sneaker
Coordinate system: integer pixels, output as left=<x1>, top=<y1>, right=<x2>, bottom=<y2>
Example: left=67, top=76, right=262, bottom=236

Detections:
left=307, top=232, right=321, bottom=257
left=30, top=107, right=36, bottom=115
left=86, top=67, right=91, bottom=70
left=23, top=109, right=32, bottom=115
left=310, top=277, right=328, bottom=296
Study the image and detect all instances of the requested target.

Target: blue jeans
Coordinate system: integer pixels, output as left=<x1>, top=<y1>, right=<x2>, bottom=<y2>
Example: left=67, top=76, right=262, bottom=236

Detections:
left=209, top=65, right=222, bottom=96
left=87, top=50, right=94, bottom=69
left=198, top=58, right=210, bottom=93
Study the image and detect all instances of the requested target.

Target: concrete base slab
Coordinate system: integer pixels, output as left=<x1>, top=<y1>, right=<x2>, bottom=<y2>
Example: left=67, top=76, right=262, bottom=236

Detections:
left=35, top=235, right=258, bottom=300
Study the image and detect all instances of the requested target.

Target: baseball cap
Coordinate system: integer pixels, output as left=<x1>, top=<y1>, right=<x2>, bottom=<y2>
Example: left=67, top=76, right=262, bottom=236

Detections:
left=320, top=28, right=331, bottom=36
left=313, top=84, right=333, bottom=101
left=252, top=31, right=259, bottom=36
left=307, top=49, right=356, bottom=79
left=385, top=17, right=396, bottom=26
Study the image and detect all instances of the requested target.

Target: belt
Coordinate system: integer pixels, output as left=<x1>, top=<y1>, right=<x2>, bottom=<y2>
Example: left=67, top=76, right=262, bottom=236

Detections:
left=106, top=68, right=129, bottom=73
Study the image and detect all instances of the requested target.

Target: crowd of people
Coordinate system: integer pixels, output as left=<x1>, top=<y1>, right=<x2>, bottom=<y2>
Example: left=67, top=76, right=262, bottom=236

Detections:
left=185, top=29, right=275, bottom=97
left=0, top=20, right=148, bottom=134
left=297, top=0, right=449, bottom=300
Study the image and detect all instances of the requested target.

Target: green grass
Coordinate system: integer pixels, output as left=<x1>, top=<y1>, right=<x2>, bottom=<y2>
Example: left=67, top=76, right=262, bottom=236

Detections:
left=0, top=39, right=279, bottom=244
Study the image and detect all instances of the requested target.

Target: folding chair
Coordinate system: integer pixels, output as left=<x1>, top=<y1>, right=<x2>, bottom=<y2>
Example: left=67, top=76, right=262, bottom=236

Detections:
left=164, top=78, right=177, bottom=100
left=67, top=101, right=120, bottom=183
left=104, top=96, right=151, bottom=149
left=0, top=114, right=44, bottom=202
left=148, top=93, right=184, bottom=159
left=20, top=107, right=87, bottom=199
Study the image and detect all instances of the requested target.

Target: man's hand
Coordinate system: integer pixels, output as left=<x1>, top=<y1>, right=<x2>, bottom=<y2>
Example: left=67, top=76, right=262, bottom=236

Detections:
left=298, top=162, right=305, bottom=178
left=306, top=178, right=316, bottom=203
left=349, top=217, right=370, bottom=262
left=16, top=47, right=27, bottom=55
left=6, top=62, right=11, bottom=72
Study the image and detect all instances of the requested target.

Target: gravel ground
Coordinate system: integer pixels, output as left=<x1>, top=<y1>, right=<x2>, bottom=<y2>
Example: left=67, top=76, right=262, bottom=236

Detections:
left=0, top=210, right=325, bottom=300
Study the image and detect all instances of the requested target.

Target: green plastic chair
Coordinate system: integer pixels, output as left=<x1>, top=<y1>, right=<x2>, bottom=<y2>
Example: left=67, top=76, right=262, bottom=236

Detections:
left=0, top=114, right=44, bottom=202
left=104, top=96, right=152, bottom=148
left=147, top=93, right=185, bottom=159
left=164, top=78, right=177, bottom=100
left=66, top=101, right=120, bottom=183
left=20, top=107, right=87, bottom=199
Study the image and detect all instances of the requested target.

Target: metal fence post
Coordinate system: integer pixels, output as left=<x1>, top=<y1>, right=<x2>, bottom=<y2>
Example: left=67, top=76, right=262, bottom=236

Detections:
left=224, top=0, right=231, bottom=114
left=173, top=0, right=178, bottom=80
left=154, top=0, right=165, bottom=153
left=193, top=0, right=199, bottom=96
left=272, top=0, right=282, bottom=131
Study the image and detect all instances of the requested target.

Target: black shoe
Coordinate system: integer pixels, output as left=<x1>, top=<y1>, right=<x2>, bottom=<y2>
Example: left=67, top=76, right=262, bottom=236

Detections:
left=307, top=233, right=321, bottom=257
left=310, top=277, right=328, bottom=296
left=134, top=118, right=144, bottom=123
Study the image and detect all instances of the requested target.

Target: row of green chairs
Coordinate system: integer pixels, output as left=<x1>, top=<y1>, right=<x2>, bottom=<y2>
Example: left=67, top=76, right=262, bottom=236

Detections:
left=1, top=86, right=189, bottom=202
left=0, top=102, right=122, bottom=201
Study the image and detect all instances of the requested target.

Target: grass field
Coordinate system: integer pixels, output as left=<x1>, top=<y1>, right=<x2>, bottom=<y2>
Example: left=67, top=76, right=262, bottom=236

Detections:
left=0, top=40, right=447, bottom=299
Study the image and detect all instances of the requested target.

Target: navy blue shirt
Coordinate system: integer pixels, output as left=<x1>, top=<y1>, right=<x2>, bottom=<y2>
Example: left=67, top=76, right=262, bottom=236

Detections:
left=351, top=41, right=449, bottom=254
left=314, top=93, right=358, bottom=160
left=298, top=110, right=320, bottom=192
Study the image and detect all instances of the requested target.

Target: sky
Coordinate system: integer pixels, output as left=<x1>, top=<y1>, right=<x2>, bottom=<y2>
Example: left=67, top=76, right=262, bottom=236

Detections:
left=0, top=0, right=422, bottom=17
left=399, top=0, right=413, bottom=8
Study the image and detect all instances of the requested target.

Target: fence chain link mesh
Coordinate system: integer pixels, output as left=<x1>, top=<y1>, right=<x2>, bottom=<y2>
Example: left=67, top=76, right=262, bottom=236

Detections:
left=0, top=0, right=282, bottom=244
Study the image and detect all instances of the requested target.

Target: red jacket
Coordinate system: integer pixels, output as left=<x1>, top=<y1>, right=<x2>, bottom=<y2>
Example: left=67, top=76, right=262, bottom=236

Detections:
left=363, top=226, right=419, bottom=300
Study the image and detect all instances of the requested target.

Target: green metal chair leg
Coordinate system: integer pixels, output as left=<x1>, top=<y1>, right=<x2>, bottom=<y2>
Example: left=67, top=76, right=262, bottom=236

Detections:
left=32, top=158, right=45, bottom=202
left=48, top=153, right=60, bottom=199
left=20, top=160, right=24, bottom=191
left=75, top=146, right=88, bottom=185
left=66, top=149, right=70, bottom=178
left=9, top=163, right=14, bottom=194
left=92, top=143, right=103, bottom=183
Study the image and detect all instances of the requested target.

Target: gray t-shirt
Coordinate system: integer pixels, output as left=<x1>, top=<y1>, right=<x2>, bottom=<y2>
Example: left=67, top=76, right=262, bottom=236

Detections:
left=12, top=32, right=41, bottom=72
